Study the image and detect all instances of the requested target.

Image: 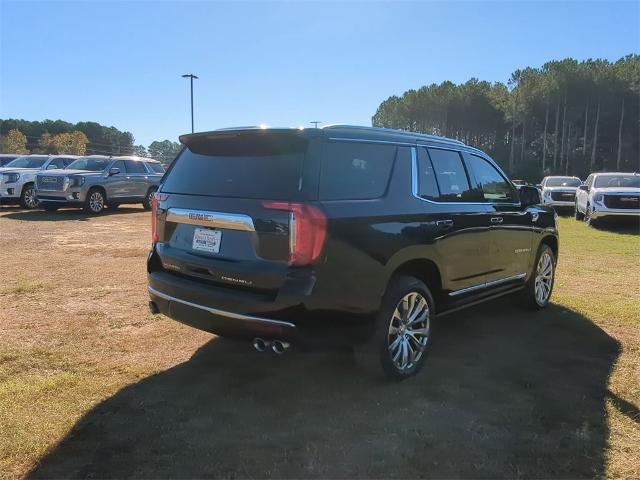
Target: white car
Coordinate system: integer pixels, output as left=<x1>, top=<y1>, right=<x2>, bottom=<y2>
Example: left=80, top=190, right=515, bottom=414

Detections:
left=540, top=176, right=582, bottom=210
left=0, top=154, right=78, bottom=208
left=575, top=172, right=640, bottom=226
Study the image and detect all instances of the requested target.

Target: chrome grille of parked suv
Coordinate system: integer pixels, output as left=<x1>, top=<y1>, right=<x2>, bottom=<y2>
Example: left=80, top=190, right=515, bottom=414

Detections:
left=37, top=176, right=65, bottom=191
left=604, top=195, right=640, bottom=209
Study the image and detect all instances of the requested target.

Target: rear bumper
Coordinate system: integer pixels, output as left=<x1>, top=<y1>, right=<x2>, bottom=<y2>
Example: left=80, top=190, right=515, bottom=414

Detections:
left=147, top=266, right=372, bottom=345
left=148, top=285, right=299, bottom=340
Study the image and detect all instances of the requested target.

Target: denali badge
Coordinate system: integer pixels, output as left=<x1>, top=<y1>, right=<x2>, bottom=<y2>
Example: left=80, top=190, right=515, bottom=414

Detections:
left=221, top=275, right=253, bottom=286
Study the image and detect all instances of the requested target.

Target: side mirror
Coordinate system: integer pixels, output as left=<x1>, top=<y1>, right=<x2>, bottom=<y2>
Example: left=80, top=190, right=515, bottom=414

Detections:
left=578, top=185, right=589, bottom=192
left=520, top=185, right=541, bottom=208
left=109, top=167, right=120, bottom=176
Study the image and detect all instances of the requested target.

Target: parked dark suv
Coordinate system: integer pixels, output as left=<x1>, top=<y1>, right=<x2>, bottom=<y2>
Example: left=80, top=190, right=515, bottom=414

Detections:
left=147, top=126, right=557, bottom=379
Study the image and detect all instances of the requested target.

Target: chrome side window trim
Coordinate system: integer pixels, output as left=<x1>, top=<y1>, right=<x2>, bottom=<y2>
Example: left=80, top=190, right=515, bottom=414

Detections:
left=148, top=287, right=296, bottom=328
left=411, top=146, right=521, bottom=207
left=166, top=208, right=255, bottom=231
left=449, top=272, right=527, bottom=297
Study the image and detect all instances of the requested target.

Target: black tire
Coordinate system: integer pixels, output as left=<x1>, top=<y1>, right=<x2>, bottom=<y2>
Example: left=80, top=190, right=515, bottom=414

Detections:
left=19, top=183, right=39, bottom=209
left=584, top=203, right=597, bottom=227
left=574, top=201, right=584, bottom=221
left=142, top=188, right=156, bottom=210
left=357, top=275, right=435, bottom=381
left=84, top=188, right=106, bottom=214
left=521, top=244, right=556, bottom=310
left=43, top=204, right=59, bottom=212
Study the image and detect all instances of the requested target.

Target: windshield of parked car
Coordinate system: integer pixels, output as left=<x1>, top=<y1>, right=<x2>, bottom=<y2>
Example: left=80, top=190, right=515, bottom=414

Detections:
left=4, top=156, right=48, bottom=169
left=545, top=177, right=581, bottom=187
left=595, top=174, right=640, bottom=188
left=66, top=158, right=111, bottom=172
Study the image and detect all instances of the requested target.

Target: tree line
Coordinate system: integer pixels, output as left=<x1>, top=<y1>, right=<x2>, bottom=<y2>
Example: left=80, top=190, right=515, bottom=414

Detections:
left=372, top=55, right=639, bottom=180
left=0, top=119, right=182, bottom=165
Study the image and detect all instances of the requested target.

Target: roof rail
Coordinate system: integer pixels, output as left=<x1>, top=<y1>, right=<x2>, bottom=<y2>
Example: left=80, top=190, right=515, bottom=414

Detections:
left=322, top=125, right=466, bottom=146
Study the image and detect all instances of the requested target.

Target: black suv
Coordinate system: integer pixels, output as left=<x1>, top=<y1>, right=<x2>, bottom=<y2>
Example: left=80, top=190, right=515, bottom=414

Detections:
left=147, top=126, right=557, bottom=379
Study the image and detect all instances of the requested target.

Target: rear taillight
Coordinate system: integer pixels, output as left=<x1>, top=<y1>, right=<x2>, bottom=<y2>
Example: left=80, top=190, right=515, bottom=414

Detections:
left=262, top=201, right=327, bottom=266
left=151, top=192, right=169, bottom=244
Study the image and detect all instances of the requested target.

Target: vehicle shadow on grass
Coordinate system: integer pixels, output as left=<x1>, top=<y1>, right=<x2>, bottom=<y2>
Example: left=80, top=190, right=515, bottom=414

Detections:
left=29, top=302, right=620, bottom=479
left=590, top=219, right=640, bottom=235
left=1, top=206, right=146, bottom=222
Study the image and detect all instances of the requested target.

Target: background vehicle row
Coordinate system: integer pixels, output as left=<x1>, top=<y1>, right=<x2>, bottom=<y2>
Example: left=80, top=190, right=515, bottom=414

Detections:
left=0, top=154, right=78, bottom=208
left=35, top=155, right=165, bottom=213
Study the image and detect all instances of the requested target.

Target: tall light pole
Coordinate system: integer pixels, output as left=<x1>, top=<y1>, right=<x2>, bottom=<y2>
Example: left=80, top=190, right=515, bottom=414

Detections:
left=310, top=121, right=322, bottom=128
left=182, top=73, right=198, bottom=133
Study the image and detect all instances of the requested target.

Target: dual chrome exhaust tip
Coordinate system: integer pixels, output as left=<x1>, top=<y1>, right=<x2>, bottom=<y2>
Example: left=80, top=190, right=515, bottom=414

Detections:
left=253, top=338, right=290, bottom=354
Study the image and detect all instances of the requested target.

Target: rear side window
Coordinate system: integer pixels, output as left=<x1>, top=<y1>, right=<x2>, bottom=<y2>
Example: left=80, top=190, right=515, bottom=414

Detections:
left=464, top=154, right=516, bottom=202
left=427, top=148, right=477, bottom=202
left=124, top=160, right=146, bottom=174
left=319, top=142, right=396, bottom=200
left=147, top=163, right=165, bottom=174
left=416, top=148, right=440, bottom=199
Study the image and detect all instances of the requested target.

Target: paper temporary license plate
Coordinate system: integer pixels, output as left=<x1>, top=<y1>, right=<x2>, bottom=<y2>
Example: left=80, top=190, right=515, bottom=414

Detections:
left=192, top=228, right=222, bottom=253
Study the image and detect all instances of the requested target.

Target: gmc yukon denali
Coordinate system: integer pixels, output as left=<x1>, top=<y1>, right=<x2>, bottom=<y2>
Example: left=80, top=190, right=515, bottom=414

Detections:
left=147, top=126, right=558, bottom=380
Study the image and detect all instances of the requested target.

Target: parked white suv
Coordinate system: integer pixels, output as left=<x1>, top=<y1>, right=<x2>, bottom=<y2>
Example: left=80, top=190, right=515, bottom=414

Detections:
left=0, top=155, right=78, bottom=208
left=540, top=176, right=582, bottom=210
left=575, top=172, right=640, bottom=226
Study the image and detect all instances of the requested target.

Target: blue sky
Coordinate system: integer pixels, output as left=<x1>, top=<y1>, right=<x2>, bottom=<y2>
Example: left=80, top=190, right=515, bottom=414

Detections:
left=1, top=0, right=638, bottom=147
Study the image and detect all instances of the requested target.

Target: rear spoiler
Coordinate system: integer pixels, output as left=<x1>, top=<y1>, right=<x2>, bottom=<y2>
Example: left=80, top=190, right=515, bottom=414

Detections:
left=179, top=128, right=320, bottom=156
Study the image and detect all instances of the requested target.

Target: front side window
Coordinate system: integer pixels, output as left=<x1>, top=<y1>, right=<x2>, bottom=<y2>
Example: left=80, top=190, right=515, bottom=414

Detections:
left=124, top=160, right=147, bottom=174
left=111, top=160, right=125, bottom=173
left=319, top=142, right=396, bottom=200
left=465, top=154, right=516, bottom=202
left=426, top=148, right=477, bottom=202
left=67, top=158, right=111, bottom=172
left=47, top=158, right=66, bottom=169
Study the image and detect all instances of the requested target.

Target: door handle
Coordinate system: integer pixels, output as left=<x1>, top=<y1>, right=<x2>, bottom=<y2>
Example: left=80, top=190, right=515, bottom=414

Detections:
left=436, top=219, right=454, bottom=230
left=490, top=217, right=504, bottom=223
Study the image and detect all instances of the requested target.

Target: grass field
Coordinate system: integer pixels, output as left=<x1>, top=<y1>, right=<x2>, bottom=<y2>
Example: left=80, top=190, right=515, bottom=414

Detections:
left=0, top=206, right=638, bottom=479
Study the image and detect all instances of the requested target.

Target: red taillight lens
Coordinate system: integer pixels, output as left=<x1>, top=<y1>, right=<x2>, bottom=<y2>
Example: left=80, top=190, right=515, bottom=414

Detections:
left=262, top=201, right=327, bottom=266
left=151, top=192, right=168, bottom=243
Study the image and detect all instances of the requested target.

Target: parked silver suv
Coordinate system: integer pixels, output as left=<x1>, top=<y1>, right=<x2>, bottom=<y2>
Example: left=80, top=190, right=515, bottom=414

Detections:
left=35, top=155, right=165, bottom=213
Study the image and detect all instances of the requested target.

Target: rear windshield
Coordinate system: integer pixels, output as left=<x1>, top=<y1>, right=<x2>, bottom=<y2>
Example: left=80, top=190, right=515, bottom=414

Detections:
left=162, top=149, right=304, bottom=199
left=546, top=177, right=581, bottom=187
left=595, top=175, right=640, bottom=188
left=5, top=156, right=48, bottom=169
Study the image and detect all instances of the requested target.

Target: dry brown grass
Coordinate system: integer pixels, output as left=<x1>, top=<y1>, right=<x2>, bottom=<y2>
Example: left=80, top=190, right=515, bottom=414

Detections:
left=0, top=207, right=638, bottom=479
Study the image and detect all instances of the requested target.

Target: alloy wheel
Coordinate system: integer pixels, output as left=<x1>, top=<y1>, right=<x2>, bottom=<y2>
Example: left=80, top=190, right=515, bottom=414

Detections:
left=534, top=251, right=554, bottom=305
left=89, top=192, right=104, bottom=213
left=24, top=188, right=39, bottom=208
left=387, top=292, right=430, bottom=372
